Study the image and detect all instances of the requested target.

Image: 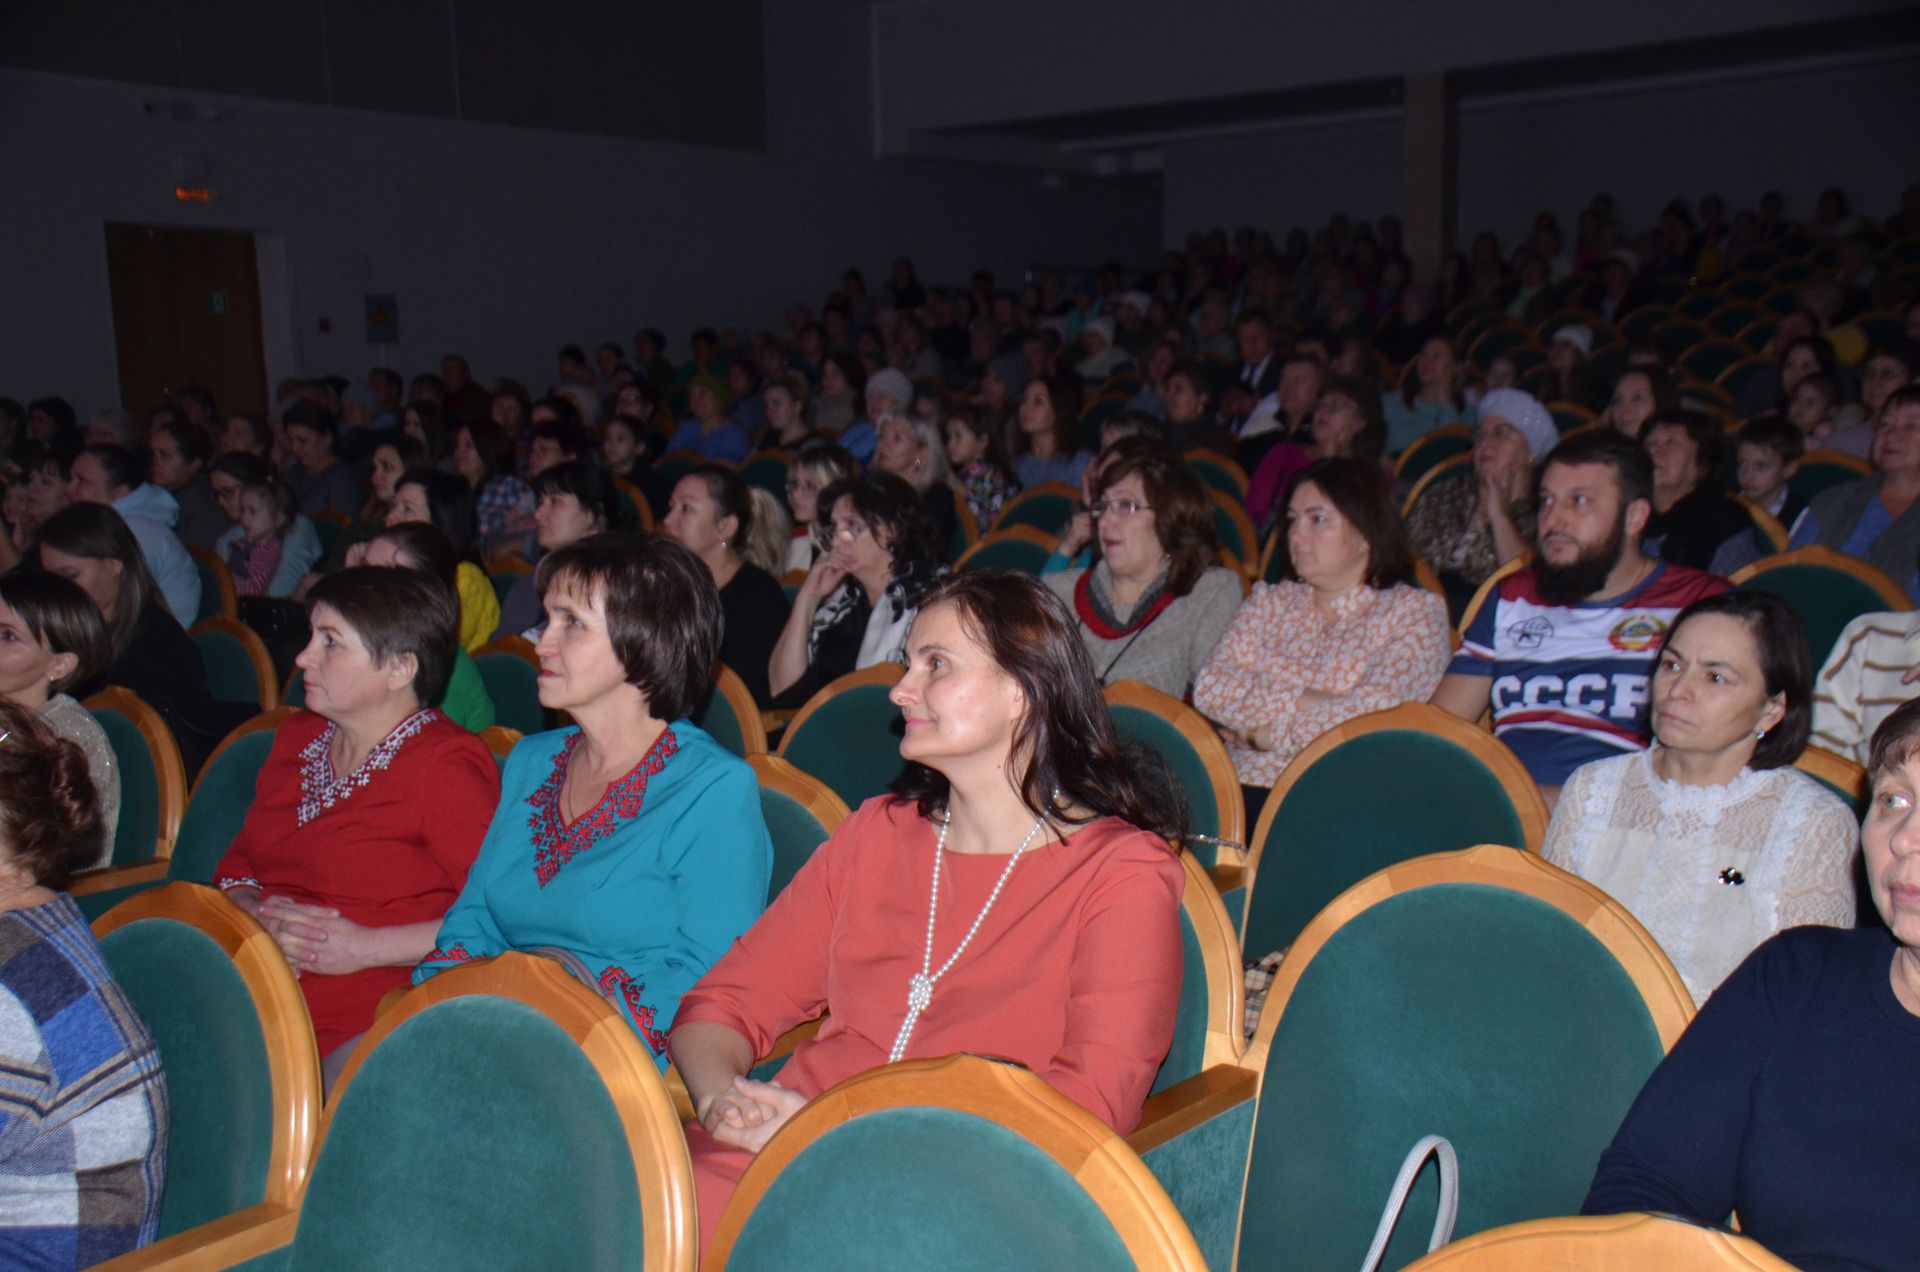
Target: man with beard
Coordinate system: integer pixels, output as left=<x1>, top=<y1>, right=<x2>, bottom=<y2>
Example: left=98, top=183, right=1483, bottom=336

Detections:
left=1432, top=430, right=1728, bottom=808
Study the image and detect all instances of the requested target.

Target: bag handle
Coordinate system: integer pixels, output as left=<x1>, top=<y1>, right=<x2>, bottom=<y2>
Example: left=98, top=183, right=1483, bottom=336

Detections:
left=1358, top=1134, right=1459, bottom=1272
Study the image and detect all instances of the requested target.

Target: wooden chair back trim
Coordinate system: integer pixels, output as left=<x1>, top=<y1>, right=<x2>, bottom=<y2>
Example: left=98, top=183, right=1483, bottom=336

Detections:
left=1249, top=702, right=1550, bottom=884
left=190, top=616, right=281, bottom=710
left=1793, top=448, right=1875, bottom=477
left=93, top=883, right=321, bottom=1206
left=1455, top=551, right=1533, bottom=639
left=1101, top=680, right=1245, bottom=846
left=330, top=953, right=695, bottom=1271
left=1207, top=489, right=1259, bottom=577
left=189, top=546, right=239, bottom=621
left=474, top=633, right=542, bottom=665
left=774, top=662, right=906, bottom=762
left=952, top=524, right=1061, bottom=570
left=1182, top=448, right=1250, bottom=496
left=706, top=1055, right=1207, bottom=1272
left=1242, top=845, right=1694, bottom=1077
left=1403, top=1212, right=1799, bottom=1270
left=1729, top=543, right=1914, bottom=610
left=711, top=665, right=770, bottom=756
left=1793, top=744, right=1869, bottom=807
left=193, top=708, right=298, bottom=802
left=952, top=494, right=981, bottom=554
left=1178, top=850, right=1246, bottom=1071
left=1391, top=425, right=1472, bottom=480
left=477, top=725, right=523, bottom=760
left=748, top=754, right=852, bottom=834
left=613, top=476, right=656, bottom=532
left=1730, top=495, right=1789, bottom=554
left=82, top=686, right=188, bottom=861
left=486, top=554, right=535, bottom=577
left=1400, top=451, right=1474, bottom=519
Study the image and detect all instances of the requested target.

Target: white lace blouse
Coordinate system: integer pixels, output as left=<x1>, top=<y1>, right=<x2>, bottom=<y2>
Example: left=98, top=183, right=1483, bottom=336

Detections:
left=1542, top=749, right=1859, bottom=1006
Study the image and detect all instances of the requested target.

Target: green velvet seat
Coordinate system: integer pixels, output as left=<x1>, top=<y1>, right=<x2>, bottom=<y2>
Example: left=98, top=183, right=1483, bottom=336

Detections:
left=281, top=670, right=306, bottom=707
left=88, top=702, right=166, bottom=868
left=474, top=648, right=546, bottom=736
left=194, top=625, right=266, bottom=707
left=281, top=996, right=649, bottom=1270
left=740, top=453, right=792, bottom=506
left=1731, top=549, right=1912, bottom=669
left=697, top=688, right=750, bottom=758
left=1238, top=855, right=1687, bottom=1271
left=757, top=779, right=836, bottom=904
left=74, top=721, right=279, bottom=921
left=1209, top=502, right=1252, bottom=564
left=955, top=532, right=1054, bottom=576
left=1242, top=706, right=1542, bottom=961
left=1107, top=704, right=1221, bottom=846
left=193, top=554, right=230, bottom=622
left=1396, top=429, right=1473, bottom=486
left=775, top=670, right=905, bottom=812
left=715, top=1057, right=1205, bottom=1271
left=1101, top=683, right=1241, bottom=862
left=695, top=667, right=766, bottom=759
left=488, top=569, right=523, bottom=608
left=1184, top=454, right=1246, bottom=502
left=97, top=917, right=284, bottom=1237
left=992, top=488, right=1076, bottom=537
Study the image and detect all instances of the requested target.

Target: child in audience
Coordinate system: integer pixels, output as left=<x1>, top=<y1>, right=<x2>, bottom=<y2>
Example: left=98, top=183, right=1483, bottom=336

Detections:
left=226, top=476, right=297, bottom=596
left=1784, top=373, right=1839, bottom=448
left=943, top=405, right=1020, bottom=532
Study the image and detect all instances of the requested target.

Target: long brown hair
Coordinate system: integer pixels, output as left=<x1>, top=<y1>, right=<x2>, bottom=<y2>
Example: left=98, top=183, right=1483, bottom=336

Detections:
left=889, top=571, right=1184, bottom=845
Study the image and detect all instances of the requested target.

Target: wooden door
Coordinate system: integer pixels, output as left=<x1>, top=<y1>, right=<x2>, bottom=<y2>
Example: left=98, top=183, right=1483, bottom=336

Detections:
left=105, top=224, right=268, bottom=419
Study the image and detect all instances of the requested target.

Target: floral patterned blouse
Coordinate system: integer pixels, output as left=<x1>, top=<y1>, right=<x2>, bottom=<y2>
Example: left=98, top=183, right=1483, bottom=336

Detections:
left=1192, top=580, right=1453, bottom=786
left=955, top=461, right=1020, bottom=534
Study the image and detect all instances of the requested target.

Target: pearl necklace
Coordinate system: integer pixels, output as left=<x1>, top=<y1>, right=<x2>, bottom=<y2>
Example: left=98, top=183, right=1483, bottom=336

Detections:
left=887, top=809, right=1047, bottom=1064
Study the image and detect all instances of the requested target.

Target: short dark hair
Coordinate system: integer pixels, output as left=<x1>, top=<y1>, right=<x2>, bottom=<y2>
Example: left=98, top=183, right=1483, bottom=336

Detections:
left=82, top=444, right=144, bottom=495
left=1869, top=695, right=1920, bottom=783
left=36, top=503, right=159, bottom=656
left=1235, top=306, right=1273, bottom=331
left=306, top=566, right=459, bottom=709
left=1643, top=408, right=1725, bottom=477
left=1093, top=445, right=1217, bottom=596
left=224, top=413, right=274, bottom=455
left=282, top=400, right=339, bottom=445
left=0, top=571, right=112, bottom=692
left=395, top=467, right=478, bottom=557
left=1542, top=428, right=1654, bottom=514
left=558, top=344, right=587, bottom=366
left=371, top=522, right=458, bottom=589
left=28, top=397, right=77, bottom=438
left=1318, top=375, right=1386, bottom=463
left=532, top=461, right=618, bottom=531
left=0, top=696, right=101, bottom=887
left=535, top=534, right=721, bottom=721
left=1885, top=384, right=1920, bottom=418
left=1279, top=457, right=1414, bottom=588
left=888, top=572, right=1184, bottom=843
left=1658, top=591, right=1812, bottom=769
left=1165, top=360, right=1214, bottom=403
left=178, top=384, right=217, bottom=416
left=456, top=419, right=514, bottom=480
left=369, top=367, right=402, bottom=397
left=151, top=415, right=213, bottom=469
left=816, top=472, right=940, bottom=569
left=1736, top=415, right=1805, bottom=466
left=531, top=415, right=591, bottom=463
left=212, top=451, right=276, bottom=486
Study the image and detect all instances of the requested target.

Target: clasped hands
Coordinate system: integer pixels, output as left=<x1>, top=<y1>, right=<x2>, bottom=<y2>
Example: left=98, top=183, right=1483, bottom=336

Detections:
left=256, top=895, right=372, bottom=978
left=698, top=1075, right=808, bottom=1153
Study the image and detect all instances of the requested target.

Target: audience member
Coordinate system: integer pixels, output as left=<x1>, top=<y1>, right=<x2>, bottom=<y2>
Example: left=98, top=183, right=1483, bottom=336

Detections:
left=871, top=414, right=958, bottom=557
left=359, top=524, right=496, bottom=732
left=1580, top=696, right=1920, bottom=1270
left=671, top=572, right=1184, bottom=1248
left=942, top=405, right=1020, bottom=535
left=417, top=535, right=770, bottom=1067
left=66, top=444, right=201, bottom=623
left=1790, top=386, right=1920, bottom=594
left=769, top=472, right=944, bottom=707
left=1042, top=444, right=1239, bottom=697
left=0, top=697, right=166, bottom=1263
left=1432, top=430, right=1727, bottom=802
left=1544, top=592, right=1855, bottom=1004
left=1195, top=458, right=1451, bottom=813
left=279, top=401, right=366, bottom=519
left=1007, top=376, right=1090, bottom=490
left=388, top=468, right=500, bottom=652
left=781, top=442, right=860, bottom=575
left=147, top=416, right=224, bottom=550
left=215, top=567, right=497, bottom=1087
left=221, top=474, right=298, bottom=598
left=1811, top=608, right=1920, bottom=767
left=1383, top=336, right=1472, bottom=454
left=662, top=466, right=791, bottom=707
left=1600, top=367, right=1676, bottom=442
left=451, top=420, right=536, bottom=560
left=0, top=571, right=119, bottom=868
left=211, top=453, right=325, bottom=598
left=1641, top=411, right=1750, bottom=571
left=1245, top=376, right=1387, bottom=534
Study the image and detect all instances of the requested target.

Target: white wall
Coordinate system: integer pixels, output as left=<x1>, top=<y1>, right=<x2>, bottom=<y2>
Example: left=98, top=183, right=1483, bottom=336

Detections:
left=0, top=0, right=1159, bottom=414
left=1158, top=51, right=1920, bottom=253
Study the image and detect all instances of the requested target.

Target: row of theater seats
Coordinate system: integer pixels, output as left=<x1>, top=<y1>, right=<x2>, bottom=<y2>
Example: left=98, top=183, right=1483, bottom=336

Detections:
left=77, top=668, right=1849, bottom=1267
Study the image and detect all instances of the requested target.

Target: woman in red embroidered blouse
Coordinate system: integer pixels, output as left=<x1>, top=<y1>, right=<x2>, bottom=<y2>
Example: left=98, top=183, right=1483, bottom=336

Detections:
left=669, top=572, right=1186, bottom=1248
left=214, top=568, right=497, bottom=1084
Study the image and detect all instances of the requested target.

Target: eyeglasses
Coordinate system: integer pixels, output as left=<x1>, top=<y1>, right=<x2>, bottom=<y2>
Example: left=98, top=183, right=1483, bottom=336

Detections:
left=786, top=477, right=818, bottom=494
left=813, top=520, right=871, bottom=549
left=1087, top=498, right=1152, bottom=519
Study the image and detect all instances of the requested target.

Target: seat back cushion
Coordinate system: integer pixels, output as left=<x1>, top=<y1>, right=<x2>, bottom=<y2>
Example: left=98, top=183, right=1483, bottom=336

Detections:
left=759, top=787, right=830, bottom=905
left=169, top=730, right=277, bottom=885
left=781, top=687, right=904, bottom=810
left=91, top=708, right=160, bottom=867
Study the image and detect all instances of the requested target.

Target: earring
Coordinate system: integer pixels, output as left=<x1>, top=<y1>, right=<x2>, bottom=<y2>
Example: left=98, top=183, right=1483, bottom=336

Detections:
left=1755, top=729, right=1767, bottom=739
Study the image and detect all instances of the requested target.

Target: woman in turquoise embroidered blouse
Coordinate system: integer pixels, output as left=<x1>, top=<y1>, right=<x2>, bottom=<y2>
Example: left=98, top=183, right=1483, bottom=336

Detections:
left=415, top=534, right=771, bottom=1065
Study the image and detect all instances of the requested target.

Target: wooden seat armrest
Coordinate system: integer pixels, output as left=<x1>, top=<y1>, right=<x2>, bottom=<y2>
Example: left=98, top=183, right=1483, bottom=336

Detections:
left=67, top=861, right=171, bottom=897
left=1206, top=864, right=1246, bottom=895
left=90, top=1202, right=299, bottom=1270
left=1126, top=1065, right=1258, bottom=1156
left=760, top=708, right=796, bottom=733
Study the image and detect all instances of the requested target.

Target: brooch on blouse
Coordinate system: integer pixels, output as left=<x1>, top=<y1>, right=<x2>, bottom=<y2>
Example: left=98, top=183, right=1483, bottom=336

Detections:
left=295, top=710, right=437, bottom=826
left=1717, top=868, right=1746, bottom=887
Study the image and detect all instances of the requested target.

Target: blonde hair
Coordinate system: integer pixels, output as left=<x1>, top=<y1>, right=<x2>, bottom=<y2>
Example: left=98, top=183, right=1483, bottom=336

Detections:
left=741, top=486, right=790, bottom=576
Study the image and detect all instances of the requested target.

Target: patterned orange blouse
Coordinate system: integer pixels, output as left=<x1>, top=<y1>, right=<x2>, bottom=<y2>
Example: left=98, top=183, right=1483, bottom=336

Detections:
left=1192, top=580, right=1453, bottom=786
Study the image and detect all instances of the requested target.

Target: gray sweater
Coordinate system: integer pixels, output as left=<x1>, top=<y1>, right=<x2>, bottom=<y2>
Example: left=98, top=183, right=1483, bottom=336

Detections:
left=1043, top=565, right=1243, bottom=699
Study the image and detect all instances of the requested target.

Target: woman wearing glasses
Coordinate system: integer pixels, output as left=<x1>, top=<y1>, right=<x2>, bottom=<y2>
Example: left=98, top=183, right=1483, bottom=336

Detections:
left=780, top=442, right=859, bottom=575
left=1041, top=445, right=1241, bottom=697
left=1194, top=458, right=1451, bottom=819
left=768, top=472, right=946, bottom=707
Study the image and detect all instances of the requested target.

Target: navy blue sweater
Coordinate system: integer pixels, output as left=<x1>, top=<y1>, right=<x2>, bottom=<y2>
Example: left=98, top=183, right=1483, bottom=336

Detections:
left=1584, top=925, right=1920, bottom=1271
